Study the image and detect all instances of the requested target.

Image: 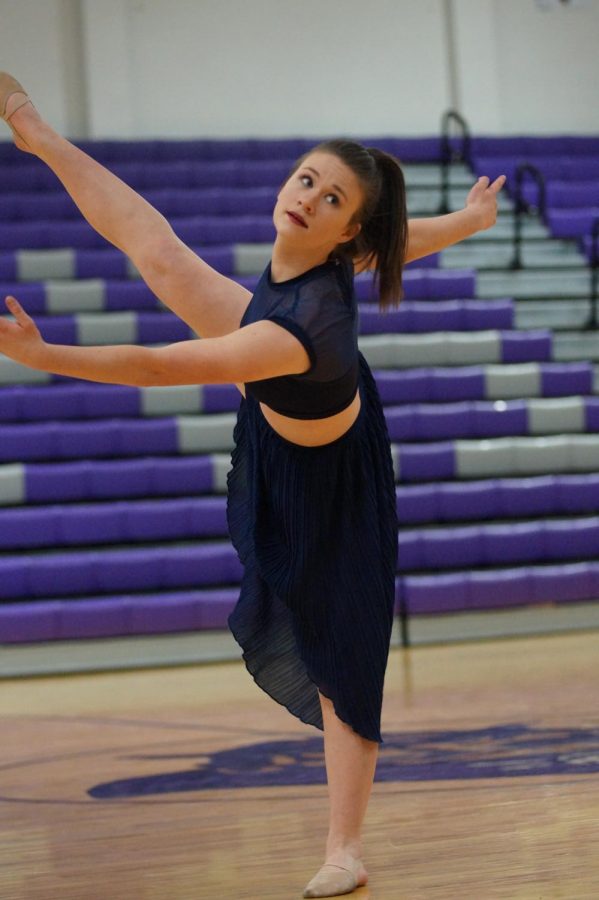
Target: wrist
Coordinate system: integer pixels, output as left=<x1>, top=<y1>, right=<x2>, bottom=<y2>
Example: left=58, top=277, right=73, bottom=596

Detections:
left=26, top=338, right=51, bottom=371
left=459, top=205, right=485, bottom=236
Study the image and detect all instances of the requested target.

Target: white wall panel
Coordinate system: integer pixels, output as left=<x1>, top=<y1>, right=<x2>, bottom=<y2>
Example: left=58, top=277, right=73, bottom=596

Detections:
left=1, top=0, right=598, bottom=139
left=490, top=0, right=599, bottom=134
left=81, top=0, right=450, bottom=138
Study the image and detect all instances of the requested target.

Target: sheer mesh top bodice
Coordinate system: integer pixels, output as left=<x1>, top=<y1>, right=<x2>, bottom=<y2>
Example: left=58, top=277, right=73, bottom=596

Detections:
left=240, top=255, right=359, bottom=419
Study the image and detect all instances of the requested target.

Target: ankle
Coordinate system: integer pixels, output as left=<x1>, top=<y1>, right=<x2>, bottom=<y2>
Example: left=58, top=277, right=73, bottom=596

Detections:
left=325, top=838, right=362, bottom=863
left=5, top=98, right=43, bottom=152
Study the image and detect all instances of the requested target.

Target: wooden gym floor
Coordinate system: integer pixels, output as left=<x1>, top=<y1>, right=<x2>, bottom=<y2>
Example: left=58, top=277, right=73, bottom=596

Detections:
left=1, top=630, right=598, bottom=899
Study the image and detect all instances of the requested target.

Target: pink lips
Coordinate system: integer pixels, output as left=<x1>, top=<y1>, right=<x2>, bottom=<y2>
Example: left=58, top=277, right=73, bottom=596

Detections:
left=287, top=211, right=308, bottom=228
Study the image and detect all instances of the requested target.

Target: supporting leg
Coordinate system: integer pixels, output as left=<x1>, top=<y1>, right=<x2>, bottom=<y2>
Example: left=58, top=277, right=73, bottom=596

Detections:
left=303, top=693, right=377, bottom=897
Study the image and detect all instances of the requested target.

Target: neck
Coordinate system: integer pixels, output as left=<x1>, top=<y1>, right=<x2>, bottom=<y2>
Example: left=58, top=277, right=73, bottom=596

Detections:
left=270, top=236, right=335, bottom=283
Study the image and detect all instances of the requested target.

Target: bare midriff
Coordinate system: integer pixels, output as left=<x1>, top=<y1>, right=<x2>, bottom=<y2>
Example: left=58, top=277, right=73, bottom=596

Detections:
left=236, top=384, right=362, bottom=447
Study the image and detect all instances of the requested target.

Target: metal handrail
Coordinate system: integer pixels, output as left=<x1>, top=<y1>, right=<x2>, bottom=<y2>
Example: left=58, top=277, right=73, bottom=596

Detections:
left=585, top=217, right=599, bottom=330
left=438, top=110, right=471, bottom=214
left=510, top=163, right=546, bottom=270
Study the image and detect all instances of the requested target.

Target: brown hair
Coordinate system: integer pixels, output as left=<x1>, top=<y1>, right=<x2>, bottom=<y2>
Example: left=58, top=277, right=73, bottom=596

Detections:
left=289, top=139, right=408, bottom=310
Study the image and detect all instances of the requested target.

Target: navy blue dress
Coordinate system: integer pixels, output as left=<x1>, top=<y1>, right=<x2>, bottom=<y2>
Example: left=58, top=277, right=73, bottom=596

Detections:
left=227, top=256, right=398, bottom=743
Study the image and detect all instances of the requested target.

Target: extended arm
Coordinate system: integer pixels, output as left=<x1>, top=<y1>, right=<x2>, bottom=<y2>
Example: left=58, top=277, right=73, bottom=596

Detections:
left=0, top=296, right=310, bottom=388
left=405, top=174, right=507, bottom=263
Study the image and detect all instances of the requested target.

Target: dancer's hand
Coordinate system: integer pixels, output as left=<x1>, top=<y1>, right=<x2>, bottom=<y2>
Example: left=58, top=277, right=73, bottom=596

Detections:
left=465, top=175, right=506, bottom=231
left=0, top=296, right=46, bottom=368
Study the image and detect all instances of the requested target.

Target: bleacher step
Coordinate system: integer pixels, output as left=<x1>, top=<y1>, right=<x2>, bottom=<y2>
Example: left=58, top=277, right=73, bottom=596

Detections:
left=514, top=300, right=593, bottom=331
left=477, top=269, right=592, bottom=299
left=443, top=241, right=587, bottom=271
left=554, top=332, right=599, bottom=363
left=402, top=163, right=473, bottom=187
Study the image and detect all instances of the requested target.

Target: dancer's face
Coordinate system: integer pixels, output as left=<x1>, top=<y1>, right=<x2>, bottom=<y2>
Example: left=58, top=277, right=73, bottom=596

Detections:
left=273, top=152, right=364, bottom=253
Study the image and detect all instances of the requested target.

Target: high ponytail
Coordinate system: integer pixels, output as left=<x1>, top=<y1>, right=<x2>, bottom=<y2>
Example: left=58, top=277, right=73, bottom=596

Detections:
left=357, top=147, right=408, bottom=311
left=287, top=139, right=409, bottom=310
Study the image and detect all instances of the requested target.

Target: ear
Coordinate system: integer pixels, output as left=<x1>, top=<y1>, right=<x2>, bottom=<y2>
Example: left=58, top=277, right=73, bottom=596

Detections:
left=338, top=221, right=361, bottom=244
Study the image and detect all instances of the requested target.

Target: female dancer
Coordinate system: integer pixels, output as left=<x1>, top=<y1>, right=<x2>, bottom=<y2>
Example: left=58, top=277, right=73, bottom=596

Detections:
left=0, top=73, right=504, bottom=897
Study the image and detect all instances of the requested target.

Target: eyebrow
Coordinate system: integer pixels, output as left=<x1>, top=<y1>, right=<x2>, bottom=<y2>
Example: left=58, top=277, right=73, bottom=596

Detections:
left=304, top=166, right=348, bottom=202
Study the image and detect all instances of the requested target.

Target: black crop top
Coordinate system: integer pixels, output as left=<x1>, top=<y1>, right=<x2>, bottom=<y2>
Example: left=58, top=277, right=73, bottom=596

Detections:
left=240, top=255, right=359, bottom=419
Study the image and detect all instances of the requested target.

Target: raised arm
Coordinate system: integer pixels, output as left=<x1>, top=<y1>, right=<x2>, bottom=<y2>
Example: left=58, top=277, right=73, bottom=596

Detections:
left=0, top=73, right=251, bottom=340
left=0, top=296, right=310, bottom=387
left=405, top=174, right=506, bottom=263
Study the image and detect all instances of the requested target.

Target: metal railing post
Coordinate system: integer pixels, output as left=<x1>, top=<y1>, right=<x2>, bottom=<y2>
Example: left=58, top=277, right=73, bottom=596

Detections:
left=510, top=163, right=546, bottom=270
left=585, top=217, right=599, bottom=330
left=439, top=110, right=471, bottom=214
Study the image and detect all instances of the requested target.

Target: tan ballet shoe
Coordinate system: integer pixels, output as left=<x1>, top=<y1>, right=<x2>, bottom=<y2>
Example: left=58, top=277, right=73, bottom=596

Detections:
left=302, top=863, right=359, bottom=898
left=0, top=72, right=33, bottom=149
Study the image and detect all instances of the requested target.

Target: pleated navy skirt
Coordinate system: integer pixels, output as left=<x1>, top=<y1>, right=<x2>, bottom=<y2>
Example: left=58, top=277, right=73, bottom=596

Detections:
left=227, top=352, right=398, bottom=743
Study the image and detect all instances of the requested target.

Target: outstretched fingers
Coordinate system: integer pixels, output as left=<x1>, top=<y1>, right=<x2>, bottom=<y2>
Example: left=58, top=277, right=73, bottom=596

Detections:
left=471, top=174, right=506, bottom=197
left=5, top=295, right=32, bottom=327
left=488, top=174, right=507, bottom=194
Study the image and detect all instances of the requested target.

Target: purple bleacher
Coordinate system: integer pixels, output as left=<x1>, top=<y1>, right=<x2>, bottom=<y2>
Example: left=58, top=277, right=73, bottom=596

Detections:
left=541, top=363, right=593, bottom=396
left=0, top=282, right=46, bottom=314
left=0, top=588, right=240, bottom=642
left=359, top=300, right=513, bottom=335
left=0, top=215, right=280, bottom=250
left=527, top=181, right=599, bottom=210
left=127, top=594, right=202, bottom=635
left=58, top=597, right=131, bottom=639
left=405, top=253, right=439, bottom=270
left=530, top=562, right=597, bottom=605
left=467, top=569, right=533, bottom=610
left=172, top=214, right=277, bottom=244
left=398, top=517, right=599, bottom=574
left=35, top=316, right=78, bottom=344
left=105, top=281, right=160, bottom=310
left=398, top=442, right=455, bottom=482
left=202, top=383, right=241, bottom=413
left=471, top=136, right=599, bottom=156
left=386, top=400, right=528, bottom=442
left=471, top=151, right=599, bottom=185
left=436, top=480, right=503, bottom=522
left=0, top=601, right=62, bottom=642
left=562, top=159, right=599, bottom=180
left=0, top=384, right=138, bottom=421
left=556, top=474, right=599, bottom=514
left=399, top=572, right=470, bottom=614
left=353, top=269, right=476, bottom=303
left=2, top=135, right=447, bottom=169
left=78, top=245, right=233, bottom=282
left=0, top=543, right=242, bottom=600
left=501, top=330, right=552, bottom=363
left=24, top=456, right=216, bottom=502
left=544, top=518, right=599, bottom=561
left=76, top=249, right=130, bottom=279
left=0, top=419, right=178, bottom=462
left=396, top=484, right=439, bottom=523
left=398, top=475, right=599, bottom=526
left=584, top=398, right=599, bottom=431
left=137, top=312, right=192, bottom=343
left=0, top=251, right=17, bottom=280
left=496, top=476, right=556, bottom=518
left=547, top=208, right=598, bottom=239
left=142, top=187, right=277, bottom=217
left=0, top=193, right=79, bottom=221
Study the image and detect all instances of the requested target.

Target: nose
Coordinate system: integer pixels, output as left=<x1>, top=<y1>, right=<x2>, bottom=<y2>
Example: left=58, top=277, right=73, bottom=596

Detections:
left=299, top=192, right=315, bottom=214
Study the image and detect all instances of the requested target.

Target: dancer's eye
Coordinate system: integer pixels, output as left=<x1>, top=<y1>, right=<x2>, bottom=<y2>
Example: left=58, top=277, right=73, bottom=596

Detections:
left=300, top=175, right=313, bottom=187
left=325, top=194, right=339, bottom=205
